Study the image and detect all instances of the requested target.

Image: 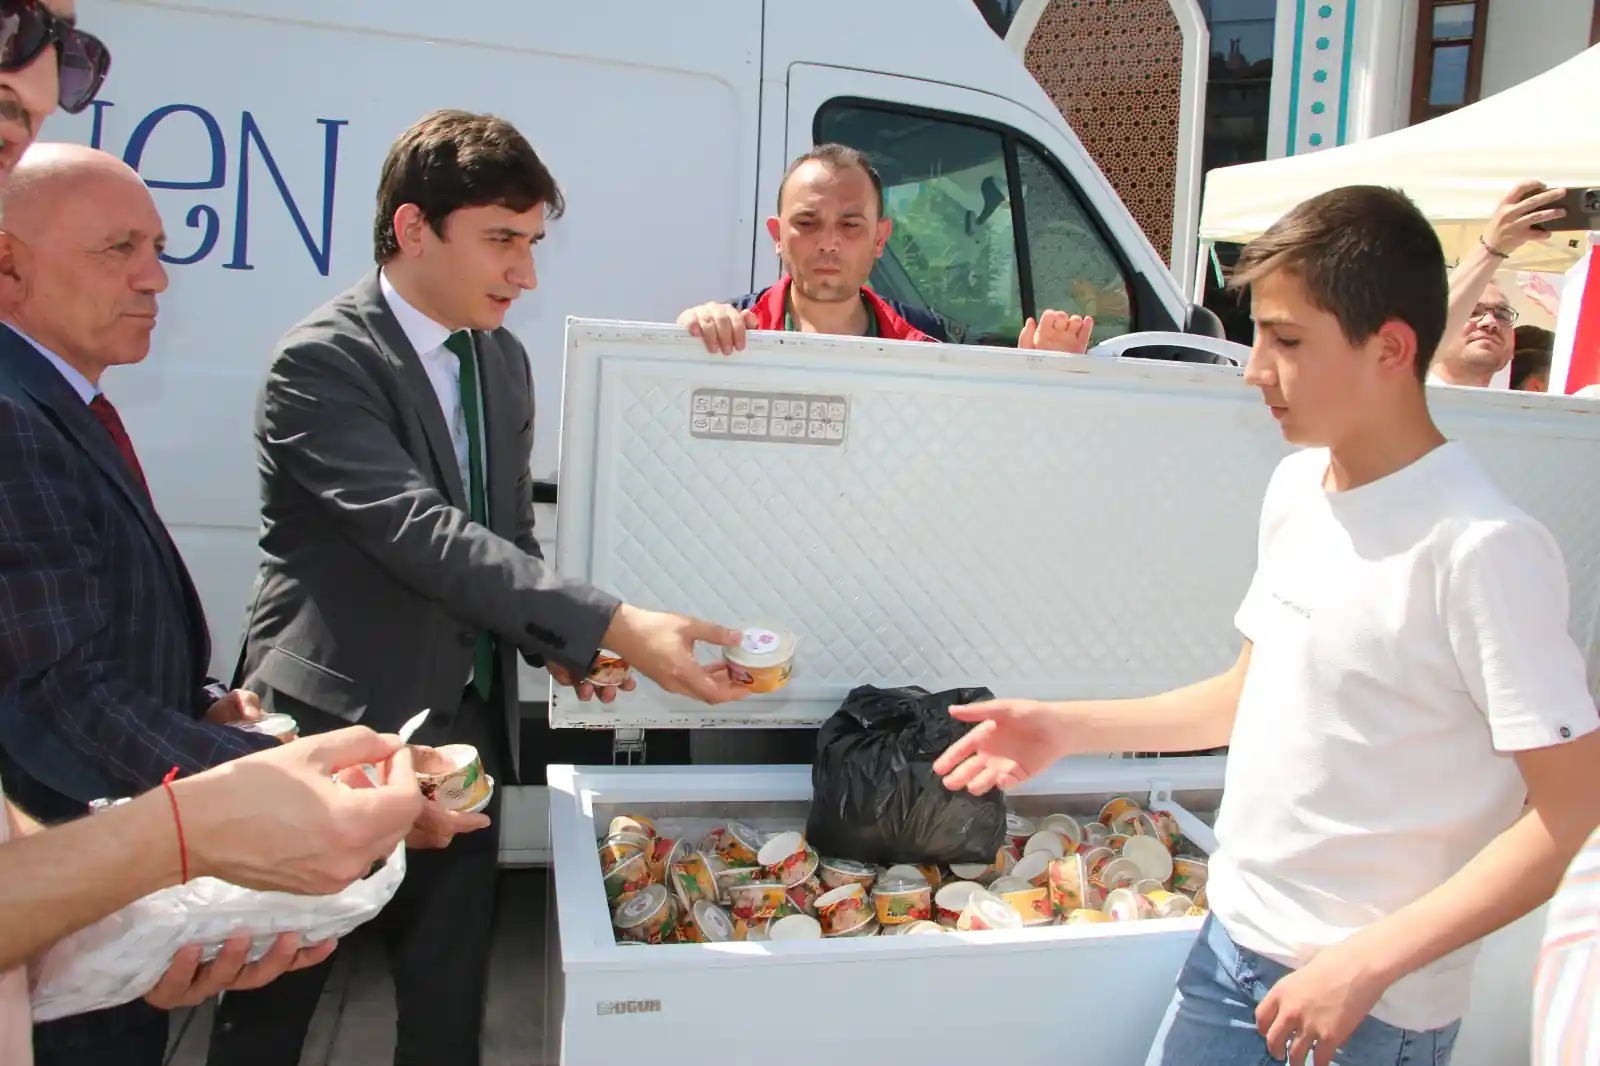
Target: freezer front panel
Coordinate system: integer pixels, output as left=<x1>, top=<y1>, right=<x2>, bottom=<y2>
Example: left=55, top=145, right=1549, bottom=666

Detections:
left=551, top=759, right=1223, bottom=1065
left=552, top=320, right=1600, bottom=729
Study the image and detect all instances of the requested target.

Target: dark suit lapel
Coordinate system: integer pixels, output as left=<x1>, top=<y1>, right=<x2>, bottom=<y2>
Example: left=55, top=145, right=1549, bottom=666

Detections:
left=354, top=271, right=470, bottom=510
left=1, top=329, right=211, bottom=674
left=475, top=332, right=524, bottom=537
left=2, top=331, right=186, bottom=575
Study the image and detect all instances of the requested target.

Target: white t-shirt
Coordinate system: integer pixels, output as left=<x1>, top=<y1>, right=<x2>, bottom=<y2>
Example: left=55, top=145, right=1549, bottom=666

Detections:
left=1207, top=442, right=1599, bottom=1032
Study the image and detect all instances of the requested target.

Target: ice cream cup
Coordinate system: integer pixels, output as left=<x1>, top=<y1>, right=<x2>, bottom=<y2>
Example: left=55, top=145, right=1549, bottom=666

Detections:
left=1125, top=811, right=1164, bottom=842
left=1170, top=858, right=1210, bottom=896
left=613, top=883, right=675, bottom=944
left=415, top=743, right=491, bottom=812
left=1194, top=885, right=1209, bottom=910
left=1039, top=813, right=1083, bottom=848
left=713, top=860, right=762, bottom=903
left=948, top=861, right=997, bottom=885
left=956, top=889, right=1022, bottom=932
left=872, top=877, right=934, bottom=926
left=990, top=877, right=1052, bottom=925
left=1047, top=855, right=1088, bottom=917
left=230, top=711, right=299, bottom=744
left=589, top=651, right=632, bottom=688
left=602, top=852, right=653, bottom=907
left=715, top=821, right=765, bottom=868
left=1152, top=809, right=1186, bottom=853
left=757, top=831, right=818, bottom=887
left=914, top=864, right=943, bottom=890
left=668, top=851, right=719, bottom=910
left=697, top=826, right=727, bottom=855
left=727, top=881, right=789, bottom=921
left=818, top=857, right=878, bottom=891
left=1121, top=836, right=1174, bottom=884
left=1011, top=852, right=1052, bottom=888
left=1104, top=834, right=1131, bottom=853
left=768, top=914, right=823, bottom=941
left=646, top=836, right=689, bottom=884
left=832, top=916, right=880, bottom=938
left=733, top=917, right=771, bottom=942
left=679, top=900, right=735, bottom=943
left=1099, top=857, right=1145, bottom=894
left=1103, top=887, right=1155, bottom=922
left=1023, top=830, right=1065, bottom=859
left=724, top=625, right=796, bottom=693
left=1144, top=889, right=1194, bottom=920
left=1080, top=821, right=1110, bottom=847
left=1134, top=878, right=1166, bottom=895
left=935, top=880, right=983, bottom=927
left=1005, top=812, right=1037, bottom=852
left=1065, top=908, right=1112, bottom=925
left=599, top=836, right=647, bottom=873
left=607, top=815, right=656, bottom=841
left=815, top=883, right=871, bottom=936
left=1081, top=846, right=1116, bottom=881
left=1098, top=797, right=1142, bottom=828
left=785, top=875, right=825, bottom=916
left=882, top=864, right=928, bottom=885
left=887, top=919, right=945, bottom=936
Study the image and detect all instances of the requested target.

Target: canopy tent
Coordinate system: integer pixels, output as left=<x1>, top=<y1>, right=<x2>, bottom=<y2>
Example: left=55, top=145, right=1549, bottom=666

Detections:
left=1198, top=44, right=1600, bottom=278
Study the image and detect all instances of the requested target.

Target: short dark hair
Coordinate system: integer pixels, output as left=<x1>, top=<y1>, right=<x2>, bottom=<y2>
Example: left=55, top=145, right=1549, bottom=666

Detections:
left=1231, top=186, right=1447, bottom=381
left=778, top=143, right=885, bottom=218
left=373, top=109, right=564, bottom=263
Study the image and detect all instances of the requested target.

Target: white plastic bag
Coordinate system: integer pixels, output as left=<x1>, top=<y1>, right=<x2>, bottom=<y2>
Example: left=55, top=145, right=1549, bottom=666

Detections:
left=30, top=842, right=406, bottom=1022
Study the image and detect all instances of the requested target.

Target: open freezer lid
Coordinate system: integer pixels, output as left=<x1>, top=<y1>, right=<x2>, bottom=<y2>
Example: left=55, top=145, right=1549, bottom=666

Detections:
left=551, top=319, right=1600, bottom=729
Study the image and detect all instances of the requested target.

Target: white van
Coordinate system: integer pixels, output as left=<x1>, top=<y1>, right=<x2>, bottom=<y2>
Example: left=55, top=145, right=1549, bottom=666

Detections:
left=55, top=0, right=1219, bottom=702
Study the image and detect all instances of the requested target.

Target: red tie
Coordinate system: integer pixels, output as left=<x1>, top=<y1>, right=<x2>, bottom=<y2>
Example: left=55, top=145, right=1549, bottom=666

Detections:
left=89, top=394, right=150, bottom=497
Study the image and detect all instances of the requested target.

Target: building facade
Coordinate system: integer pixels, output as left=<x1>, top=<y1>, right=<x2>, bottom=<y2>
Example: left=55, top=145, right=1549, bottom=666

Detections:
left=987, top=0, right=1600, bottom=281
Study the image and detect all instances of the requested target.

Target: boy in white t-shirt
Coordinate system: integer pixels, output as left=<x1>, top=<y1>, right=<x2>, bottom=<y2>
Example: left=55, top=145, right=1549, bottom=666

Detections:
left=934, top=185, right=1600, bottom=1066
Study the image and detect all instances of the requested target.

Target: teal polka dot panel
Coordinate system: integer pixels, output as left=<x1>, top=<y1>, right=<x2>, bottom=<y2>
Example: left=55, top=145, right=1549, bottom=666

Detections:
left=1286, top=0, right=1356, bottom=156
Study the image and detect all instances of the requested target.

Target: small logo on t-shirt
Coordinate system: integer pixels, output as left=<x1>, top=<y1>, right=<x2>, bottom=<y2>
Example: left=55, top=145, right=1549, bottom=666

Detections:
left=1272, top=591, right=1312, bottom=618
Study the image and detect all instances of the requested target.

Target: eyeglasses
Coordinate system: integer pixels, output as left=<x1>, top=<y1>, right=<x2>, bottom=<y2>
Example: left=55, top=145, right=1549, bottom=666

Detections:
left=1471, top=303, right=1518, bottom=326
left=0, top=0, right=110, bottom=115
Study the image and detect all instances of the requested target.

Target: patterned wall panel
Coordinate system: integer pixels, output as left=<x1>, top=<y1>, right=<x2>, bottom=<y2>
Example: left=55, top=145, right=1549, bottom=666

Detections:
left=1024, top=0, right=1185, bottom=260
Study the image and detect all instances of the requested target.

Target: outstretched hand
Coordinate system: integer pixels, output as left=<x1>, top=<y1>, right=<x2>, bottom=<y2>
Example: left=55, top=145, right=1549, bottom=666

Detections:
left=932, top=698, right=1073, bottom=795
left=1018, top=310, right=1094, bottom=355
left=602, top=605, right=750, bottom=705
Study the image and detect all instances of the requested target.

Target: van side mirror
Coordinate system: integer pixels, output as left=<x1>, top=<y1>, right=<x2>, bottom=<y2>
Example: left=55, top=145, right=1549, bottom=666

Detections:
left=1184, top=303, right=1226, bottom=340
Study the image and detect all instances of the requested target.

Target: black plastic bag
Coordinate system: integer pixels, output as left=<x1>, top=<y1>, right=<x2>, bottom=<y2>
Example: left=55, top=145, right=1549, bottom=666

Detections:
left=805, top=685, right=1007, bottom=865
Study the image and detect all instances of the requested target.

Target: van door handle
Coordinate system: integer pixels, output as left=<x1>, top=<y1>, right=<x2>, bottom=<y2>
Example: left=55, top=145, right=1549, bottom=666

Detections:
left=532, top=480, right=557, bottom=504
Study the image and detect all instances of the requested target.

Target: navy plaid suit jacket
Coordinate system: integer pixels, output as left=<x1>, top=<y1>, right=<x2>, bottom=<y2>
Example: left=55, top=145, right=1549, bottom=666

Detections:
left=0, top=325, right=273, bottom=1053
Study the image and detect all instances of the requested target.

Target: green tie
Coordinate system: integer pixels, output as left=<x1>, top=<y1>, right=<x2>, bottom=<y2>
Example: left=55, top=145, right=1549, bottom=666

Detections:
left=445, top=330, right=495, bottom=701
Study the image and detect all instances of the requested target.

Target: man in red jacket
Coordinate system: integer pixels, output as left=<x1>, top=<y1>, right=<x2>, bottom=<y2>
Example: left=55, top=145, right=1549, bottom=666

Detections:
left=679, top=143, right=1094, bottom=355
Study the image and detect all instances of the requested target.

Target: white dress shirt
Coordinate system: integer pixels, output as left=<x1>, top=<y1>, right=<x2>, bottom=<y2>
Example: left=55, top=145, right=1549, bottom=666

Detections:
left=4, top=323, right=98, bottom=405
left=378, top=270, right=483, bottom=497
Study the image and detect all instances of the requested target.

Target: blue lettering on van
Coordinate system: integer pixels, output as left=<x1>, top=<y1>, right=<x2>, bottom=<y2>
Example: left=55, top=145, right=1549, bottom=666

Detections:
left=86, top=101, right=347, bottom=277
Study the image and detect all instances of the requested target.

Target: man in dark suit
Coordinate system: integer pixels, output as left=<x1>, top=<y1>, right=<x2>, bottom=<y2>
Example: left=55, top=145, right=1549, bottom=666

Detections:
left=0, top=144, right=335, bottom=1065
left=208, top=109, right=748, bottom=1066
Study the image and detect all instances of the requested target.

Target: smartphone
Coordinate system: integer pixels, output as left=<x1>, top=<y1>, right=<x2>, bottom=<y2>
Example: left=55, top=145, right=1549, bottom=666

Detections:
left=1534, top=187, right=1600, bottom=232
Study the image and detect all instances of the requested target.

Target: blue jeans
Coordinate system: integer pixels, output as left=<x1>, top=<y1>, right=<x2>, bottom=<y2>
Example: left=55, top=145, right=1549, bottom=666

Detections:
left=1144, top=916, right=1461, bottom=1066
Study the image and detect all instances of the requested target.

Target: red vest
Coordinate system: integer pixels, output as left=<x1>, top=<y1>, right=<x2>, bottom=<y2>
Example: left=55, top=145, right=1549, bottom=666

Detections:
left=748, top=275, right=937, bottom=343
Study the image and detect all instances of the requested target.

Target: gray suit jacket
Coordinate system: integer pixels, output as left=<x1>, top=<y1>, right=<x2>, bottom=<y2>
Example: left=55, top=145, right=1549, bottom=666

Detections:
left=234, top=271, right=618, bottom=776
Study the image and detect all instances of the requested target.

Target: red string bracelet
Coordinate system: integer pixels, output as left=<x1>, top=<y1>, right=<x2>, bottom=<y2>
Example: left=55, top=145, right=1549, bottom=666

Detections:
left=160, top=766, right=189, bottom=884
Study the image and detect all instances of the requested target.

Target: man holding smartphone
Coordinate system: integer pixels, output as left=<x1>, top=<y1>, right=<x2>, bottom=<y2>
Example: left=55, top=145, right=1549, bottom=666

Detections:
left=1429, top=181, right=1569, bottom=389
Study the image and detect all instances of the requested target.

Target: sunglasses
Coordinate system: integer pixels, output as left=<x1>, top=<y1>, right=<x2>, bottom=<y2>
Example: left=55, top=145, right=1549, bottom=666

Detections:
left=0, top=0, right=110, bottom=114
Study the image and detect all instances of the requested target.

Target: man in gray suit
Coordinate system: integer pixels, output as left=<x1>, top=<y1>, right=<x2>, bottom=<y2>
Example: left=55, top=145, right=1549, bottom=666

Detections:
left=207, top=109, right=747, bottom=1066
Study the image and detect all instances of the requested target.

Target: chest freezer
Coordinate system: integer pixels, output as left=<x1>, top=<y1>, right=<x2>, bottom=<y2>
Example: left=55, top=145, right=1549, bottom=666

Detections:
left=545, top=320, right=1600, bottom=1066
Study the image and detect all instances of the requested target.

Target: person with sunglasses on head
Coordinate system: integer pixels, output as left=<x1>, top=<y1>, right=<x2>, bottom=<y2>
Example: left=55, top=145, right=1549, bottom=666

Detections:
left=1428, top=180, right=1568, bottom=389
left=0, top=6, right=424, bottom=1065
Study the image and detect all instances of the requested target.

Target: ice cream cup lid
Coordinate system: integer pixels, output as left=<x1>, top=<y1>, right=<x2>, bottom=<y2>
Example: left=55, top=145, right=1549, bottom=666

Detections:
left=693, top=901, right=734, bottom=941
left=768, top=914, right=823, bottom=941
left=614, top=884, right=667, bottom=928
left=757, top=830, right=806, bottom=868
